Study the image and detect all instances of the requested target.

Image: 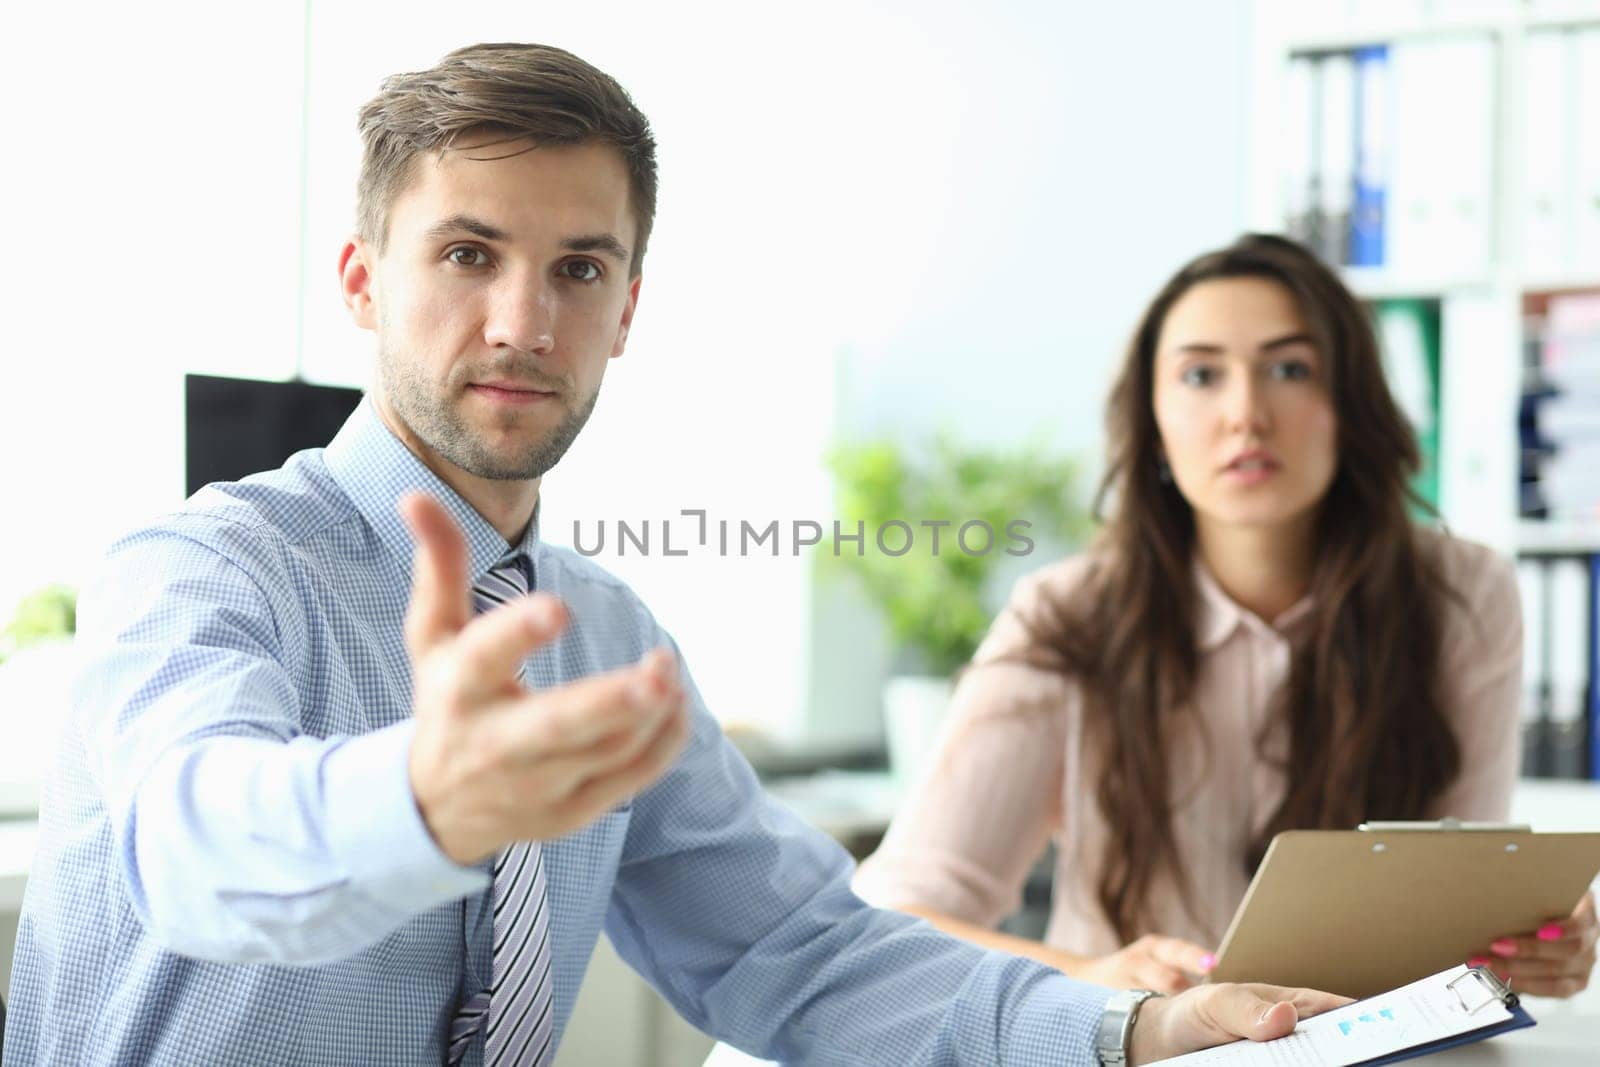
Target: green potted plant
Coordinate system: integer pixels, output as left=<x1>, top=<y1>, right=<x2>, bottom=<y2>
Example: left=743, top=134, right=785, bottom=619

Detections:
left=823, top=433, right=1090, bottom=781
left=0, top=584, right=76, bottom=666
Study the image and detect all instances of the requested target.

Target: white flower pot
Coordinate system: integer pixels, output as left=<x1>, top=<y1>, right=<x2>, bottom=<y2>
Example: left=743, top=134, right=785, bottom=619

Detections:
left=882, top=674, right=954, bottom=785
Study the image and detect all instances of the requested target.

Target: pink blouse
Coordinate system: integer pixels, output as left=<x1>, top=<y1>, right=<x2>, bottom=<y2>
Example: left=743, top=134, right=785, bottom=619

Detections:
left=853, top=528, right=1523, bottom=956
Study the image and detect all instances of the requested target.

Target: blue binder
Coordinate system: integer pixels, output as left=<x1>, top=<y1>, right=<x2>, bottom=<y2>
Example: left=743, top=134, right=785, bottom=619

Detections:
left=1351, top=45, right=1389, bottom=267
left=1589, top=552, right=1600, bottom=779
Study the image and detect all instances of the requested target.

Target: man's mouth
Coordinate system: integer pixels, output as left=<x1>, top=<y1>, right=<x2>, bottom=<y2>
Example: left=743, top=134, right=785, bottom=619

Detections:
left=468, top=382, right=558, bottom=404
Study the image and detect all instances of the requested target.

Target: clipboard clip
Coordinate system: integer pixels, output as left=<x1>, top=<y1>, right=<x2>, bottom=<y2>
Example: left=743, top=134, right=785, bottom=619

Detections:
left=1356, top=818, right=1532, bottom=832
left=1449, top=966, right=1520, bottom=1013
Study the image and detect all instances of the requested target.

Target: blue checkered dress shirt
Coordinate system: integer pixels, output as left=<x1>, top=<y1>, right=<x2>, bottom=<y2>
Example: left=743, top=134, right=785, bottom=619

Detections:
left=5, top=399, right=1107, bottom=1065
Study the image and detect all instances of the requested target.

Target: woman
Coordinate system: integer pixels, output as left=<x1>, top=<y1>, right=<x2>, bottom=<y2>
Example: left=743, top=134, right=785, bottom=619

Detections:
left=854, top=233, right=1597, bottom=999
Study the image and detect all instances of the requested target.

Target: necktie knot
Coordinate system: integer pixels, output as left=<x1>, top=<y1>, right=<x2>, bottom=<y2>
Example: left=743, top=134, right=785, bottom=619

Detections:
left=472, top=555, right=531, bottom=615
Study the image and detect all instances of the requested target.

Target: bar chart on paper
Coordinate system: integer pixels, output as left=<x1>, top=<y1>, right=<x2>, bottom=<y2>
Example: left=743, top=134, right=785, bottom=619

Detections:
left=1335, top=1008, right=1396, bottom=1038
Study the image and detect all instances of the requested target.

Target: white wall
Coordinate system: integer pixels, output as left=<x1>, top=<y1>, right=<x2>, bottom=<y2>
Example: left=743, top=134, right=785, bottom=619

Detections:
left=1, top=3, right=305, bottom=616
left=0, top=1, right=1250, bottom=746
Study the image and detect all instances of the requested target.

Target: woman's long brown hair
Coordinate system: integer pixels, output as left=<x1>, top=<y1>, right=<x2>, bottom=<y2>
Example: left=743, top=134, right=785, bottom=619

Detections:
left=1015, top=234, right=1461, bottom=943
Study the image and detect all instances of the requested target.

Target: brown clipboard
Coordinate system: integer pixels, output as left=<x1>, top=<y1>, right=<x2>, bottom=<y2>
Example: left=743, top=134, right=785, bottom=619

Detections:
left=1207, top=824, right=1600, bottom=998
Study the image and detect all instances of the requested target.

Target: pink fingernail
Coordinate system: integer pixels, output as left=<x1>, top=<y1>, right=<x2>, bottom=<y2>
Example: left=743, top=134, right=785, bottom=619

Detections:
left=1467, top=956, right=1491, bottom=969
left=1200, top=953, right=1217, bottom=972
left=1489, top=938, right=1518, bottom=957
left=1537, top=924, right=1563, bottom=942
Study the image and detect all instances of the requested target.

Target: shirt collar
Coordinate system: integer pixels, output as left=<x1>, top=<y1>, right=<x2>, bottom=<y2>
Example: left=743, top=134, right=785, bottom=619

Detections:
left=325, top=397, right=541, bottom=586
left=1191, top=555, right=1314, bottom=651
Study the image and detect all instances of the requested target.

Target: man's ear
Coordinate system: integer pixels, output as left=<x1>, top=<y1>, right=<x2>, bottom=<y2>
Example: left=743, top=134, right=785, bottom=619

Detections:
left=610, top=275, right=642, bottom=359
left=339, top=237, right=379, bottom=331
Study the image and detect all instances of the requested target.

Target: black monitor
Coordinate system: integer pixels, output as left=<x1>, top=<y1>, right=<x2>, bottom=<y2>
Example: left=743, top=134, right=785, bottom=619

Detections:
left=185, top=374, right=364, bottom=496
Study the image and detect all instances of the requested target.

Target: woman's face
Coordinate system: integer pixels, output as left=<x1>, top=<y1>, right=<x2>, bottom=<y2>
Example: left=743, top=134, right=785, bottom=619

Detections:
left=1151, top=276, right=1339, bottom=541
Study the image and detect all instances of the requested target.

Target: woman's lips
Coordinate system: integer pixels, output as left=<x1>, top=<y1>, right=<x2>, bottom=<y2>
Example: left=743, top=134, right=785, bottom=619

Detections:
left=1221, top=456, right=1280, bottom=485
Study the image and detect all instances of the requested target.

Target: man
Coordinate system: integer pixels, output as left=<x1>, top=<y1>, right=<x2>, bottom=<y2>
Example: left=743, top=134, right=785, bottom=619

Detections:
left=5, top=43, right=1344, bottom=1065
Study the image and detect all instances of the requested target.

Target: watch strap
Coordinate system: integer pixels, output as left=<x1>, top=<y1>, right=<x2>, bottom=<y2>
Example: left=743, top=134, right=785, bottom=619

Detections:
left=1095, top=988, right=1162, bottom=1067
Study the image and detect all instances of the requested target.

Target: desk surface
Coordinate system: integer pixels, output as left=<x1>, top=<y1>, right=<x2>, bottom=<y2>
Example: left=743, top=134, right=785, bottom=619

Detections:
left=704, top=1009, right=1596, bottom=1066
left=1422, top=1006, right=1596, bottom=1064
left=0, top=791, right=1594, bottom=1062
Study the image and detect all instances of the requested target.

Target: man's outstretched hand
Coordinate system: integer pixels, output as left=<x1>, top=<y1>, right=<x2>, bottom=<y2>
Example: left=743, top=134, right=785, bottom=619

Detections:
left=400, top=492, right=690, bottom=865
left=1130, top=981, right=1353, bottom=1065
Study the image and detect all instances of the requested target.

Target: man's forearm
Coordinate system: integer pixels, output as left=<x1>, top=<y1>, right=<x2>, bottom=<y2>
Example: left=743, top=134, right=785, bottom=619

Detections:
left=897, top=902, right=1091, bottom=975
left=122, top=720, right=484, bottom=964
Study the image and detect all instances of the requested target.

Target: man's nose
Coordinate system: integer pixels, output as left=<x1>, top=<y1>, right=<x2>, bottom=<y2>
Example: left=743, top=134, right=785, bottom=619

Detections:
left=484, top=279, right=555, bottom=354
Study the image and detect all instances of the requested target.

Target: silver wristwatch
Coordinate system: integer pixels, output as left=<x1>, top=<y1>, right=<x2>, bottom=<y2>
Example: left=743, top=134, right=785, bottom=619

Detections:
left=1095, top=988, right=1162, bottom=1067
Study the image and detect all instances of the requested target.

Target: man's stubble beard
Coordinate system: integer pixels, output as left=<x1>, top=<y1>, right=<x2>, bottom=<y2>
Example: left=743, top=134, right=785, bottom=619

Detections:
left=377, top=338, right=601, bottom=482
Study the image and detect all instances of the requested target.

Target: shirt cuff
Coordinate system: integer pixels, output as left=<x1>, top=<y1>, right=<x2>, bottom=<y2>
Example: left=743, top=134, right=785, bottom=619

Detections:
left=322, top=719, right=488, bottom=914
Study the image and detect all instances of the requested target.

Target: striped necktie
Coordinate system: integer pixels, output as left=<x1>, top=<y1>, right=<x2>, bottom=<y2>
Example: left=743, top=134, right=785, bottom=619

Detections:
left=447, top=555, right=556, bottom=1067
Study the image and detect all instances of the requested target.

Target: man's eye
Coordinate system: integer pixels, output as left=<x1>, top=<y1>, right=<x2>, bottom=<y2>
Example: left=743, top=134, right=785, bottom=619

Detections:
left=448, top=247, right=488, bottom=267
left=1180, top=365, right=1218, bottom=387
left=561, top=260, right=602, bottom=282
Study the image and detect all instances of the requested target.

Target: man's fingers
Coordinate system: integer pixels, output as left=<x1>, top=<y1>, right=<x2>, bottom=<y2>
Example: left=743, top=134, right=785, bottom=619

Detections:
left=400, top=493, right=472, bottom=657
left=1239, top=983, right=1353, bottom=1020
left=491, top=651, right=681, bottom=757
left=1206, top=983, right=1352, bottom=1041
left=448, top=595, right=568, bottom=703
left=547, top=700, right=691, bottom=825
left=1254, top=1001, right=1299, bottom=1041
left=523, top=682, right=685, bottom=799
left=1207, top=988, right=1303, bottom=1042
left=569, top=680, right=686, bottom=781
left=495, top=681, right=651, bottom=757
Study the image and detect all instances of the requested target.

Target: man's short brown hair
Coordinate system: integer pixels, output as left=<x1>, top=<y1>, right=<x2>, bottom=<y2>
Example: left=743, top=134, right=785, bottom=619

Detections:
left=355, top=42, right=658, bottom=276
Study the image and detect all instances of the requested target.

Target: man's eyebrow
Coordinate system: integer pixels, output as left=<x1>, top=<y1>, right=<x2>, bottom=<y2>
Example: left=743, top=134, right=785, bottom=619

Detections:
left=420, top=214, right=511, bottom=244
left=563, top=233, right=631, bottom=264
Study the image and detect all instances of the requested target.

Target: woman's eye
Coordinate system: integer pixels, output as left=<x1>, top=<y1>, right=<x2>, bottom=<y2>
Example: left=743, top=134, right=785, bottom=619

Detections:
left=1270, top=360, right=1314, bottom=382
left=561, top=260, right=602, bottom=282
left=448, top=247, right=488, bottom=267
left=1180, top=365, right=1218, bottom=387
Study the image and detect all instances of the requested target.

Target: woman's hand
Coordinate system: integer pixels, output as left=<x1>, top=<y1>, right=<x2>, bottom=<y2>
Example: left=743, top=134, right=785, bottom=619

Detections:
left=1470, top=891, right=1597, bottom=998
left=1070, top=934, right=1217, bottom=993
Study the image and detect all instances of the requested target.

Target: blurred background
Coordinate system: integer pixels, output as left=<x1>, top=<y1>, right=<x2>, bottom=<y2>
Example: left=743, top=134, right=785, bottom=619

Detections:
left=3, top=0, right=1600, bottom=1062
